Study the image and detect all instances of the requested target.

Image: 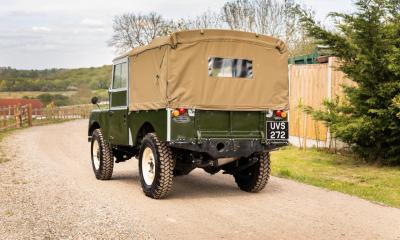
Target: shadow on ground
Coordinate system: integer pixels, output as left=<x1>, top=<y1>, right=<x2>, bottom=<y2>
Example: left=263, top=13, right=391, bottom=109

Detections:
left=110, top=167, right=282, bottom=200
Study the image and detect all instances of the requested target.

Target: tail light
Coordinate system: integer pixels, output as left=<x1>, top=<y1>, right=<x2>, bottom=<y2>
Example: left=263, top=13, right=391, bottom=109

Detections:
left=172, top=109, right=180, bottom=117
left=275, top=110, right=287, bottom=119
left=178, top=108, right=186, bottom=115
left=172, top=108, right=186, bottom=117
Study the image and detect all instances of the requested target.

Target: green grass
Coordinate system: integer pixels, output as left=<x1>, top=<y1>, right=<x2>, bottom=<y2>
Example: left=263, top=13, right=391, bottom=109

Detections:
left=0, top=130, right=13, bottom=163
left=4, top=209, right=14, bottom=217
left=271, top=147, right=400, bottom=208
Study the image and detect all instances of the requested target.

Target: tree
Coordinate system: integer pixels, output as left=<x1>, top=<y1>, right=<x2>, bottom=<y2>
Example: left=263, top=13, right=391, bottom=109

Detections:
left=179, top=10, right=223, bottom=30
left=108, top=1, right=314, bottom=55
left=222, top=0, right=256, bottom=31
left=221, top=0, right=315, bottom=55
left=298, top=0, right=400, bottom=164
left=108, top=12, right=174, bottom=52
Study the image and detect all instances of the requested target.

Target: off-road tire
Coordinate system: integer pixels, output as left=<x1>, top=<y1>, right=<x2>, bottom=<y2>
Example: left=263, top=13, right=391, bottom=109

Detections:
left=139, top=133, right=174, bottom=199
left=233, top=152, right=270, bottom=193
left=91, top=129, right=114, bottom=180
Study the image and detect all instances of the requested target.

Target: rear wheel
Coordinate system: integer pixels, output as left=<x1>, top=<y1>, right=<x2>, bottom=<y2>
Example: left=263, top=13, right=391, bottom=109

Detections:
left=91, top=129, right=114, bottom=180
left=139, top=133, right=174, bottom=199
left=233, top=152, right=270, bottom=193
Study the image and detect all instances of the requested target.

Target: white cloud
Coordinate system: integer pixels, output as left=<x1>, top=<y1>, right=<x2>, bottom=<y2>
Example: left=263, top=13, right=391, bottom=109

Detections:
left=23, top=43, right=58, bottom=51
left=32, top=26, right=51, bottom=32
left=81, top=18, right=103, bottom=27
left=0, top=0, right=355, bottom=69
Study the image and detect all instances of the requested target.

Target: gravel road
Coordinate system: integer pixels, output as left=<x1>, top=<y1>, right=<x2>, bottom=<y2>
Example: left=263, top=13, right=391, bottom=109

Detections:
left=1, top=120, right=399, bottom=240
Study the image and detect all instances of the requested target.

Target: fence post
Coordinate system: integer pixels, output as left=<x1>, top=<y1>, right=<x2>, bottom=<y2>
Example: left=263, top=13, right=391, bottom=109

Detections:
left=303, top=114, right=308, bottom=151
left=15, top=105, right=22, bottom=128
left=4, top=108, right=7, bottom=129
left=28, top=104, right=33, bottom=127
left=326, top=57, right=333, bottom=149
left=1, top=108, right=5, bottom=129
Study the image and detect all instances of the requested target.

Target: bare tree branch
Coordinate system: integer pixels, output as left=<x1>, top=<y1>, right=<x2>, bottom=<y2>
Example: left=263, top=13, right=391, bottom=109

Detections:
left=108, top=12, right=173, bottom=53
left=108, top=1, right=316, bottom=56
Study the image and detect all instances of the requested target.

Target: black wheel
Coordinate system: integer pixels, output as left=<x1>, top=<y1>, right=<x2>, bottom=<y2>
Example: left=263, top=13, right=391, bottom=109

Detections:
left=233, top=152, right=271, bottom=193
left=139, top=133, right=174, bottom=199
left=91, top=129, right=114, bottom=180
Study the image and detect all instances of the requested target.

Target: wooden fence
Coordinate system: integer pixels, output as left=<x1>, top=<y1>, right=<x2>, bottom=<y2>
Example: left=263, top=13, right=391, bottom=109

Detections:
left=0, top=104, right=93, bottom=132
left=289, top=57, right=356, bottom=149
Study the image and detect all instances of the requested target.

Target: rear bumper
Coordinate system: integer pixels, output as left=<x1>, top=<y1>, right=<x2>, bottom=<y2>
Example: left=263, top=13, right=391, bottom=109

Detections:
left=168, top=139, right=288, bottom=159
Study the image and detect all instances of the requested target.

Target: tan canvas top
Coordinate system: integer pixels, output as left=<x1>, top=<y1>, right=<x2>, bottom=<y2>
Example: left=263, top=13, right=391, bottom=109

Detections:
left=115, top=30, right=287, bottom=60
left=116, top=29, right=289, bottom=111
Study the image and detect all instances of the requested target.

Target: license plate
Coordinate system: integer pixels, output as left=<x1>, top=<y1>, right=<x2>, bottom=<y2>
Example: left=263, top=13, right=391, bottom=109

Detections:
left=266, top=121, right=288, bottom=140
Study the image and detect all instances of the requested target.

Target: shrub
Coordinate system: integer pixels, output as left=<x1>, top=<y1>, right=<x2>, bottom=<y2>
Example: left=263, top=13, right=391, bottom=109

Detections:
left=298, top=0, right=400, bottom=164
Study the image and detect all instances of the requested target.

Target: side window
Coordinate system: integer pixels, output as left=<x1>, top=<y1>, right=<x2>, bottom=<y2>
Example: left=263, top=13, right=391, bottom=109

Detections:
left=208, top=57, right=253, bottom=79
left=112, top=62, right=128, bottom=89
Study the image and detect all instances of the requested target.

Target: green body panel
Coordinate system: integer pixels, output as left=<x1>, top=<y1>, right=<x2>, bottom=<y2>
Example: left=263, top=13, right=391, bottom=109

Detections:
left=89, top=108, right=268, bottom=146
left=194, top=111, right=264, bottom=140
left=171, top=114, right=196, bottom=141
left=110, top=91, right=127, bottom=107
left=169, top=110, right=267, bottom=141
left=108, top=89, right=128, bottom=145
left=89, top=110, right=110, bottom=139
left=89, top=109, right=167, bottom=146
left=109, top=109, right=128, bottom=145
left=127, top=110, right=167, bottom=145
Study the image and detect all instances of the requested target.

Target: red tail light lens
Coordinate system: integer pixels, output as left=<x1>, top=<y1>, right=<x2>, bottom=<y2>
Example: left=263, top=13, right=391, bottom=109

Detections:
left=178, top=108, right=186, bottom=115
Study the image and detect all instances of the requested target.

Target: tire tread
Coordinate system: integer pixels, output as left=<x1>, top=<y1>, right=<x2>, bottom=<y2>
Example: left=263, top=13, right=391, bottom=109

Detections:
left=140, top=133, right=174, bottom=199
left=92, top=129, right=113, bottom=180
left=234, top=152, right=271, bottom=193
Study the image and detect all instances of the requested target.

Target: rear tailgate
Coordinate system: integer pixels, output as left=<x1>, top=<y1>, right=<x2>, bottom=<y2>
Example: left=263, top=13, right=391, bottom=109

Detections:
left=196, top=110, right=264, bottom=139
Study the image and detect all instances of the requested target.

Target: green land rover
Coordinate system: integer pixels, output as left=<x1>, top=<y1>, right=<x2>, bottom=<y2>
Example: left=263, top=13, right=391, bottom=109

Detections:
left=88, top=30, right=289, bottom=199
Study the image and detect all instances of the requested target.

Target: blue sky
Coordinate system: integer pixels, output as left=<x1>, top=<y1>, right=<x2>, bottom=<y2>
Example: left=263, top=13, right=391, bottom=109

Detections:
left=0, top=0, right=355, bottom=69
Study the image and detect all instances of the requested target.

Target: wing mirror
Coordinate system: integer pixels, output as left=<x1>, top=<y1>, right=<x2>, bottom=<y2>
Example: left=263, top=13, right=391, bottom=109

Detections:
left=91, top=96, right=99, bottom=105
left=91, top=96, right=101, bottom=109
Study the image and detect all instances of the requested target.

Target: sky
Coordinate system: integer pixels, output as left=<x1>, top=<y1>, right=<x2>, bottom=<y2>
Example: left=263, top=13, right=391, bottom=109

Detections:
left=0, top=0, right=355, bottom=70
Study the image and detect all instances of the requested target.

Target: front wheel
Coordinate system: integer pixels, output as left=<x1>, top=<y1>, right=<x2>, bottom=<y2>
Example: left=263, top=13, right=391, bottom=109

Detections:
left=91, top=129, right=114, bottom=180
left=139, top=133, right=174, bottom=199
left=233, top=152, right=271, bottom=193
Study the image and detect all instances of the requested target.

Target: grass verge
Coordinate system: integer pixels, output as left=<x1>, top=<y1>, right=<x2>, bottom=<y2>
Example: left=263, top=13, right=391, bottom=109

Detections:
left=0, top=130, right=12, bottom=163
left=270, top=146, right=400, bottom=208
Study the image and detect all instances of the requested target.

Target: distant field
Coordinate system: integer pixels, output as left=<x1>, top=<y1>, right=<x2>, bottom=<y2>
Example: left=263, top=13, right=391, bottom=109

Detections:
left=0, top=65, right=111, bottom=92
left=0, top=91, right=77, bottom=99
left=0, top=90, right=108, bottom=106
left=0, top=90, right=108, bottom=99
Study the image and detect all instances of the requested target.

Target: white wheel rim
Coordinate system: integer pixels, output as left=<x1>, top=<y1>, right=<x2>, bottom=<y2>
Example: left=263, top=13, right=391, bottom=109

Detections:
left=92, top=139, right=100, bottom=170
left=142, top=147, right=155, bottom=185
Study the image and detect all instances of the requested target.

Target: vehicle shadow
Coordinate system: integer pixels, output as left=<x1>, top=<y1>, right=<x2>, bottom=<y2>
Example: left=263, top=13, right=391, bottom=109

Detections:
left=111, top=168, right=282, bottom=200
left=111, top=172, right=140, bottom=182
left=169, top=173, right=282, bottom=200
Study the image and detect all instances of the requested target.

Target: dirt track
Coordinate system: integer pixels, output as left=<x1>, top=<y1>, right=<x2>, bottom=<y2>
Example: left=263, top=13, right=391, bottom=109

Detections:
left=0, top=120, right=399, bottom=240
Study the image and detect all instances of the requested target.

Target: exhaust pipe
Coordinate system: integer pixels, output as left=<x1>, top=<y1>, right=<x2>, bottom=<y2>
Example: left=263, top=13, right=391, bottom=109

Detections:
left=217, top=157, right=238, bottom=167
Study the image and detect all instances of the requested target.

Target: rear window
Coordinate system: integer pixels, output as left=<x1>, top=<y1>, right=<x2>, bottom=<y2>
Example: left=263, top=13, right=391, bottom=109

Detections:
left=208, top=57, right=253, bottom=79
